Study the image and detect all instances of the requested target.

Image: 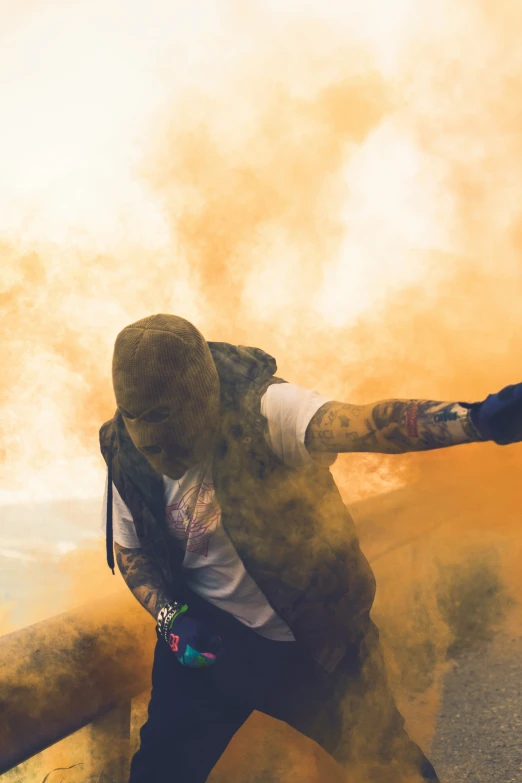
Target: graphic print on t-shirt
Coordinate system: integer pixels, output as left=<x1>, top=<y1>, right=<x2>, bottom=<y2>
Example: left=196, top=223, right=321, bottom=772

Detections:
left=166, top=481, right=220, bottom=557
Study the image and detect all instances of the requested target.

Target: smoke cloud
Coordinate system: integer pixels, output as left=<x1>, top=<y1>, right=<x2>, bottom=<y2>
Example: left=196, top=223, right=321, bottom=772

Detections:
left=2, top=0, right=522, bottom=780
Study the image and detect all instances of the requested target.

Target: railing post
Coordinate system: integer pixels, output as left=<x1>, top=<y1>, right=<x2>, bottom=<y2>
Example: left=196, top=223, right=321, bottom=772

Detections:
left=85, top=701, right=131, bottom=783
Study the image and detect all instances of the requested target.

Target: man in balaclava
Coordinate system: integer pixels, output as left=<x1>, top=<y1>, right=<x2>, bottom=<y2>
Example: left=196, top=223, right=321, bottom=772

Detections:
left=112, top=315, right=221, bottom=480
left=100, top=313, right=522, bottom=782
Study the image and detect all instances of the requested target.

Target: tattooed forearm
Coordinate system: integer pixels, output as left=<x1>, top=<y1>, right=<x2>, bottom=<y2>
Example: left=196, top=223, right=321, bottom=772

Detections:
left=305, top=399, right=480, bottom=455
left=370, top=400, right=476, bottom=453
left=114, top=543, right=173, bottom=618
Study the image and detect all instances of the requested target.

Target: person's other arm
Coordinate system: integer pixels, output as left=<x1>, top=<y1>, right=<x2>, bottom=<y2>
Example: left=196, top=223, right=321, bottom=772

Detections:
left=114, top=541, right=223, bottom=665
left=305, top=382, right=522, bottom=454
left=113, top=541, right=172, bottom=619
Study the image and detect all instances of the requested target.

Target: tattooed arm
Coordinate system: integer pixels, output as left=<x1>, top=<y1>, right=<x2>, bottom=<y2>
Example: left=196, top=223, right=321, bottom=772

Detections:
left=114, top=541, right=173, bottom=619
left=305, top=399, right=482, bottom=455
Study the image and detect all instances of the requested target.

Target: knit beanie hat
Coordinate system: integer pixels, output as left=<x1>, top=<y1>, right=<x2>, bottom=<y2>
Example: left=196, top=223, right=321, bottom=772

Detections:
left=112, top=314, right=220, bottom=477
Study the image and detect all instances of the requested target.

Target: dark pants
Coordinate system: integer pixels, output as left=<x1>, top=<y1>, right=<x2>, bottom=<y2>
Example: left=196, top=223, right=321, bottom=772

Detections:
left=129, top=592, right=439, bottom=782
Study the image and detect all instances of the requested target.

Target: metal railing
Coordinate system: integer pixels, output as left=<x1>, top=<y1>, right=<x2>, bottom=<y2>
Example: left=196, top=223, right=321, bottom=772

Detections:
left=0, top=593, right=156, bottom=782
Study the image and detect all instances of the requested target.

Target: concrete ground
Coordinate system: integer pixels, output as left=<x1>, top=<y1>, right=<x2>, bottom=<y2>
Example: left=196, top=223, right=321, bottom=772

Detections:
left=430, top=631, right=522, bottom=783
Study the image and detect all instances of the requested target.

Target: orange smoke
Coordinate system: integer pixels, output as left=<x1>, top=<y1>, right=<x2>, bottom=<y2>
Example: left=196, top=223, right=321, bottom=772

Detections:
left=1, top=0, right=522, bottom=779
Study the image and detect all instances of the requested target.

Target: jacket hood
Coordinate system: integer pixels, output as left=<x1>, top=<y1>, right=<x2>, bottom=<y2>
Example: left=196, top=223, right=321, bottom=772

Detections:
left=208, top=343, right=278, bottom=408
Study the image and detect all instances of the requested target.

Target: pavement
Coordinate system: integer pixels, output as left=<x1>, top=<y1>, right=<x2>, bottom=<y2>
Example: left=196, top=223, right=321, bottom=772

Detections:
left=430, top=632, right=522, bottom=783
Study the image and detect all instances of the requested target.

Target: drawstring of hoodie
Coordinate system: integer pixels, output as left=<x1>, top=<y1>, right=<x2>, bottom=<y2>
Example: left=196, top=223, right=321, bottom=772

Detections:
left=106, top=450, right=115, bottom=574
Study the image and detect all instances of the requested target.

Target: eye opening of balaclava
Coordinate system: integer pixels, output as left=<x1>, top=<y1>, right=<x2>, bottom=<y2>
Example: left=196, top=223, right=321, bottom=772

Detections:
left=112, top=314, right=220, bottom=479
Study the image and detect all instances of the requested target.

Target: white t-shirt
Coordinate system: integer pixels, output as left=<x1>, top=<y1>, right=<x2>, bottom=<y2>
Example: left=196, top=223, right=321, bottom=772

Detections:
left=101, top=383, right=334, bottom=641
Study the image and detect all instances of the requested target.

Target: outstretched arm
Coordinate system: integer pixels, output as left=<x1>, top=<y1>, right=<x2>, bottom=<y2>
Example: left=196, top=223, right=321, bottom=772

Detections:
left=305, top=399, right=481, bottom=455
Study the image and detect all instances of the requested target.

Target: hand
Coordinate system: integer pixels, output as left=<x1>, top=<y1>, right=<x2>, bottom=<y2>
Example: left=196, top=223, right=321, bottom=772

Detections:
left=463, top=382, right=522, bottom=445
left=157, top=603, right=223, bottom=667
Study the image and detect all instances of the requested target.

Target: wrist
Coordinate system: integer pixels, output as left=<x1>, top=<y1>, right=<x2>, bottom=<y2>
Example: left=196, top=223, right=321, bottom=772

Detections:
left=467, top=406, right=486, bottom=442
left=459, top=402, right=487, bottom=442
left=156, top=602, right=188, bottom=644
